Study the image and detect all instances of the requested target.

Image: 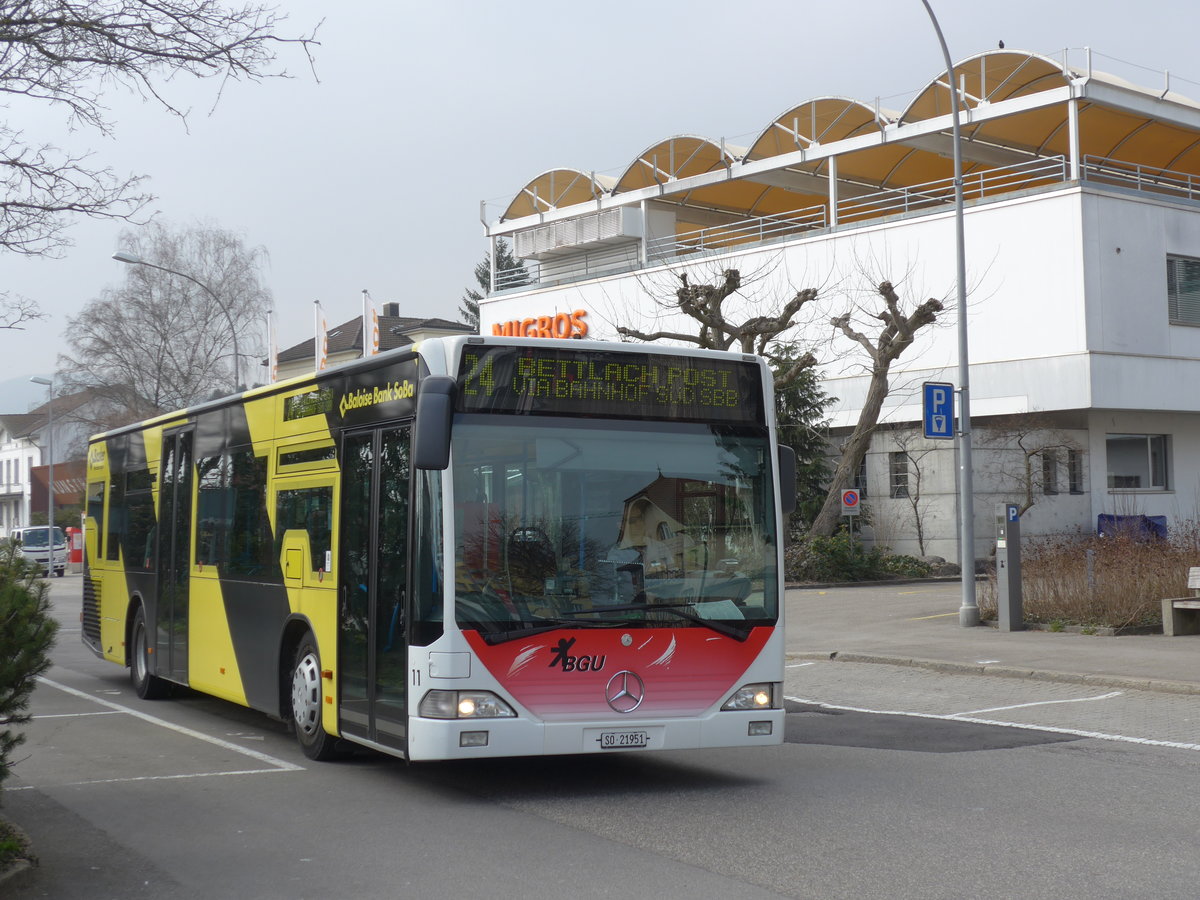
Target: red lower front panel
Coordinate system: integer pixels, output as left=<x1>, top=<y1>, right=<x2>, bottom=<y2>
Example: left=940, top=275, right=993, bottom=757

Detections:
left=464, top=626, right=773, bottom=720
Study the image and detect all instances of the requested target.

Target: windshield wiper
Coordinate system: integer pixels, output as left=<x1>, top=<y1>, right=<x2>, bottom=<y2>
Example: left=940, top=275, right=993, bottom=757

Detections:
left=568, top=601, right=753, bottom=642
left=473, top=617, right=621, bottom=645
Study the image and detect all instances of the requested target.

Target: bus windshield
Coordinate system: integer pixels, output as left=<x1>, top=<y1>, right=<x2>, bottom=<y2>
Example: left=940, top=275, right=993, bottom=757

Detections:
left=451, top=417, right=778, bottom=640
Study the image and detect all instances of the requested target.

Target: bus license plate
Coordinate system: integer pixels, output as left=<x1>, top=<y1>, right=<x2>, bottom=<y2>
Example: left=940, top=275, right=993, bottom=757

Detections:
left=598, top=730, right=649, bottom=749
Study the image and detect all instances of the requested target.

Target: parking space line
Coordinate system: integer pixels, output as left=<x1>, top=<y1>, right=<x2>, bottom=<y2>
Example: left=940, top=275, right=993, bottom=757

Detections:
left=786, top=694, right=1200, bottom=753
left=37, top=676, right=304, bottom=772
left=7, top=768, right=299, bottom=791
left=951, top=691, right=1124, bottom=717
left=33, top=711, right=124, bottom=719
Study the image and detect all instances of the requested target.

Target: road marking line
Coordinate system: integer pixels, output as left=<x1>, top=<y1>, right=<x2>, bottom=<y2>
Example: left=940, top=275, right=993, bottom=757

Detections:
left=910, top=612, right=958, bottom=620
left=952, top=692, right=1123, bottom=717
left=37, top=676, right=303, bottom=772
left=32, top=711, right=124, bottom=719
left=5, top=769, right=296, bottom=791
left=785, top=694, right=1200, bottom=752
left=787, top=663, right=816, bottom=668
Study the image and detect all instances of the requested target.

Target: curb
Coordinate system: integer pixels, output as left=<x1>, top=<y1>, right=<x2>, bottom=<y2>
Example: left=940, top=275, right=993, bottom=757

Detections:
left=0, top=858, right=34, bottom=891
left=786, top=650, right=1200, bottom=696
left=786, top=575, right=978, bottom=590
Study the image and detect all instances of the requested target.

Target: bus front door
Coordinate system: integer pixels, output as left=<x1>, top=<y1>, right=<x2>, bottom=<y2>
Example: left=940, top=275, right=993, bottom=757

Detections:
left=338, top=425, right=411, bottom=753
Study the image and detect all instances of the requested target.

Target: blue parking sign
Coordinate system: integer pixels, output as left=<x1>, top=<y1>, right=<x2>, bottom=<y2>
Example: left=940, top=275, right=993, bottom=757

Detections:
left=922, top=382, right=954, bottom=440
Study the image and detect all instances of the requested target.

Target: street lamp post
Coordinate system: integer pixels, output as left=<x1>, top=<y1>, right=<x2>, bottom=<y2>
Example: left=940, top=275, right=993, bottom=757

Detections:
left=29, top=375, right=54, bottom=570
left=112, top=251, right=242, bottom=393
left=921, top=0, right=978, bottom=626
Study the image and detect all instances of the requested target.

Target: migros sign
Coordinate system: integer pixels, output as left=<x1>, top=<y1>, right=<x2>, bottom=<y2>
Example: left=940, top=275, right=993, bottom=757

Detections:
left=490, top=309, right=588, bottom=339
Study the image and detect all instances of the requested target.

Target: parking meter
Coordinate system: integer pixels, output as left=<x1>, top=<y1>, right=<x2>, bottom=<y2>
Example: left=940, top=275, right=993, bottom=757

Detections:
left=995, top=503, right=1023, bottom=632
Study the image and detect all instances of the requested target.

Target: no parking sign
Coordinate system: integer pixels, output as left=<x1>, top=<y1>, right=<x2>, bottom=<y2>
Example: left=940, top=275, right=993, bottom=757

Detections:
left=841, top=489, right=861, bottom=516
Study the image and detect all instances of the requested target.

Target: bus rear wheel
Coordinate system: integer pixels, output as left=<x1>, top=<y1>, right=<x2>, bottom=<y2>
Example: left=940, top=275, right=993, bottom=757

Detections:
left=131, top=607, right=169, bottom=699
left=291, top=633, right=340, bottom=760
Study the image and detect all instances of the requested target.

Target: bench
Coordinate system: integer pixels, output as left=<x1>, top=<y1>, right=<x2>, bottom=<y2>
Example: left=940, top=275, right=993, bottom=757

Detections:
left=1162, top=567, right=1200, bottom=636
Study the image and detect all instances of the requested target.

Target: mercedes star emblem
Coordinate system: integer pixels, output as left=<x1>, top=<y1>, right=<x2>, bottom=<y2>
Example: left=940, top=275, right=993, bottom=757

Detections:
left=605, top=670, right=645, bottom=713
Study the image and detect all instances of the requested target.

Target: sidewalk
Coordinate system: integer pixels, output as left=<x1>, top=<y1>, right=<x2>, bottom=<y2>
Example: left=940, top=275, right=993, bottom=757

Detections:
left=784, top=580, right=1200, bottom=695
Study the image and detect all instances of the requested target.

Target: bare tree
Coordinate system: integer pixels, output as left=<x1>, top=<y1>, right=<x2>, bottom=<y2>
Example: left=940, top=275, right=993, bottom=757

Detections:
left=809, top=280, right=943, bottom=536
left=975, top=414, right=1085, bottom=515
left=0, top=294, right=46, bottom=329
left=0, top=1, right=319, bottom=260
left=887, top=429, right=938, bottom=556
left=617, top=268, right=819, bottom=388
left=57, top=221, right=272, bottom=429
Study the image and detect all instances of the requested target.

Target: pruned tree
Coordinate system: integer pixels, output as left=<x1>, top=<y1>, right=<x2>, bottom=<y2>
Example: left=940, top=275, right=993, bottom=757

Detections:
left=618, top=268, right=819, bottom=388
left=614, top=265, right=831, bottom=523
left=0, top=1, right=319, bottom=260
left=57, top=221, right=272, bottom=430
left=461, top=238, right=529, bottom=328
left=809, top=280, right=943, bottom=536
left=975, top=414, right=1085, bottom=515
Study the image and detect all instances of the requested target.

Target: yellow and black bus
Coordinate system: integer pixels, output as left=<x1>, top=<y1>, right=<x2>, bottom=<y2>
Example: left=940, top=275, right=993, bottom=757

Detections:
left=83, top=335, right=794, bottom=761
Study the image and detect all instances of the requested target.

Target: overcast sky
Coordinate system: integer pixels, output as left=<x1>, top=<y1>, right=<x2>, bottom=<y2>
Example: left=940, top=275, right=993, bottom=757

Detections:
left=2, top=0, right=1197, bottom=396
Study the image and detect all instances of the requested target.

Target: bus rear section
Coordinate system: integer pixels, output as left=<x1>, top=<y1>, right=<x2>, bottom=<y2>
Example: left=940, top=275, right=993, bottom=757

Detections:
left=405, top=340, right=787, bottom=760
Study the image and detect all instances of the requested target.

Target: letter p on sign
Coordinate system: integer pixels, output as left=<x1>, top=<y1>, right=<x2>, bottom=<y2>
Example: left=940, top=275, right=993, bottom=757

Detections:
left=922, top=381, right=955, bottom=440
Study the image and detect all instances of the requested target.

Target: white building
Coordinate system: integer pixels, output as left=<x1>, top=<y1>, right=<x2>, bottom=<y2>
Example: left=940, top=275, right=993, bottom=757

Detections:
left=475, top=49, right=1200, bottom=566
left=0, top=413, right=40, bottom=537
left=1, top=392, right=96, bottom=537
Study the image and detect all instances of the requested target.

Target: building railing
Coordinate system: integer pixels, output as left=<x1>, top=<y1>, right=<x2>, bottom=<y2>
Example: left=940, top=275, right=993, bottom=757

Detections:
left=645, top=205, right=827, bottom=261
left=837, top=156, right=1070, bottom=223
left=490, top=154, right=1200, bottom=293
left=1081, top=155, right=1200, bottom=202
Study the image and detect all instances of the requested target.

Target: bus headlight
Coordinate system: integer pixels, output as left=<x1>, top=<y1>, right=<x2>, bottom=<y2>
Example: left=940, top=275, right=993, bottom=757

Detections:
left=721, top=682, right=782, bottom=711
left=419, top=690, right=516, bottom=719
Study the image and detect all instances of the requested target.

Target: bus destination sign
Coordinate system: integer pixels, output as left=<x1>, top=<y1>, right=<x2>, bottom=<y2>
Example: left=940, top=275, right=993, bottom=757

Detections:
left=456, top=345, right=764, bottom=424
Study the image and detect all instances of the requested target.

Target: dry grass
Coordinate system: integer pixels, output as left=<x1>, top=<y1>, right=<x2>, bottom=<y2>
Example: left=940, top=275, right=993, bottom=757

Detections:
left=979, top=524, right=1200, bottom=629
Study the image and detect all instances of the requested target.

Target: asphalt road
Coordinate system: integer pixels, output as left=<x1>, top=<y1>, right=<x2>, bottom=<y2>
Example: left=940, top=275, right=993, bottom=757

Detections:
left=7, top=577, right=1200, bottom=899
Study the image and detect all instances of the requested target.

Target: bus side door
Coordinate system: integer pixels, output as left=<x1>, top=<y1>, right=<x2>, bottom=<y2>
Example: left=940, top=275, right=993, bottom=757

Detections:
left=338, top=424, right=411, bottom=753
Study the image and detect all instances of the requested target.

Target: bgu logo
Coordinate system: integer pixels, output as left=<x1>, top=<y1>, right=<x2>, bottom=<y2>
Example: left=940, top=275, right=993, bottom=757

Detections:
left=548, top=637, right=606, bottom=673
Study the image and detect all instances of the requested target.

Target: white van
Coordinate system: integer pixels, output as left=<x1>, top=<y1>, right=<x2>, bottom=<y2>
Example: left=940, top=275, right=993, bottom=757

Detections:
left=14, top=526, right=67, bottom=577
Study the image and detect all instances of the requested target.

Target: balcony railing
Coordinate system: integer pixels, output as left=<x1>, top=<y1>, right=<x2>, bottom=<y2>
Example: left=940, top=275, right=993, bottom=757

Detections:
left=645, top=205, right=828, bottom=262
left=491, top=154, right=1200, bottom=293
left=1081, top=155, right=1200, bottom=202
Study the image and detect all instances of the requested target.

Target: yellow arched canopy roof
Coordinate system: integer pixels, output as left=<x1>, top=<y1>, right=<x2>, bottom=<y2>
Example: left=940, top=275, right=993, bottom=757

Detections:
left=501, top=169, right=614, bottom=221
left=900, top=50, right=1074, bottom=123
left=497, top=50, right=1200, bottom=229
left=746, top=97, right=891, bottom=160
left=612, top=136, right=740, bottom=194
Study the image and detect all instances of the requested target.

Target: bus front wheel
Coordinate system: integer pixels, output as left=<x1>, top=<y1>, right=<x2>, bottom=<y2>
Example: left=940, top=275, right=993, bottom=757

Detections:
left=291, top=633, right=339, bottom=761
left=131, top=607, right=169, bottom=700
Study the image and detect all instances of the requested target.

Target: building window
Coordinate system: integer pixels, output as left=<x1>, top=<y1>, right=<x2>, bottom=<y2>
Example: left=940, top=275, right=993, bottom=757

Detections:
left=1042, top=450, right=1059, bottom=495
left=1067, top=449, right=1084, bottom=494
left=889, top=451, right=909, bottom=499
left=853, top=456, right=868, bottom=497
left=1106, top=434, right=1169, bottom=490
left=1167, top=255, right=1200, bottom=326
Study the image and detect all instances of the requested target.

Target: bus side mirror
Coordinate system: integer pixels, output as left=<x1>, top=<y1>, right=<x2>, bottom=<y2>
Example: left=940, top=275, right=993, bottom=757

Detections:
left=777, top=445, right=797, bottom=516
left=414, top=376, right=456, bottom=470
